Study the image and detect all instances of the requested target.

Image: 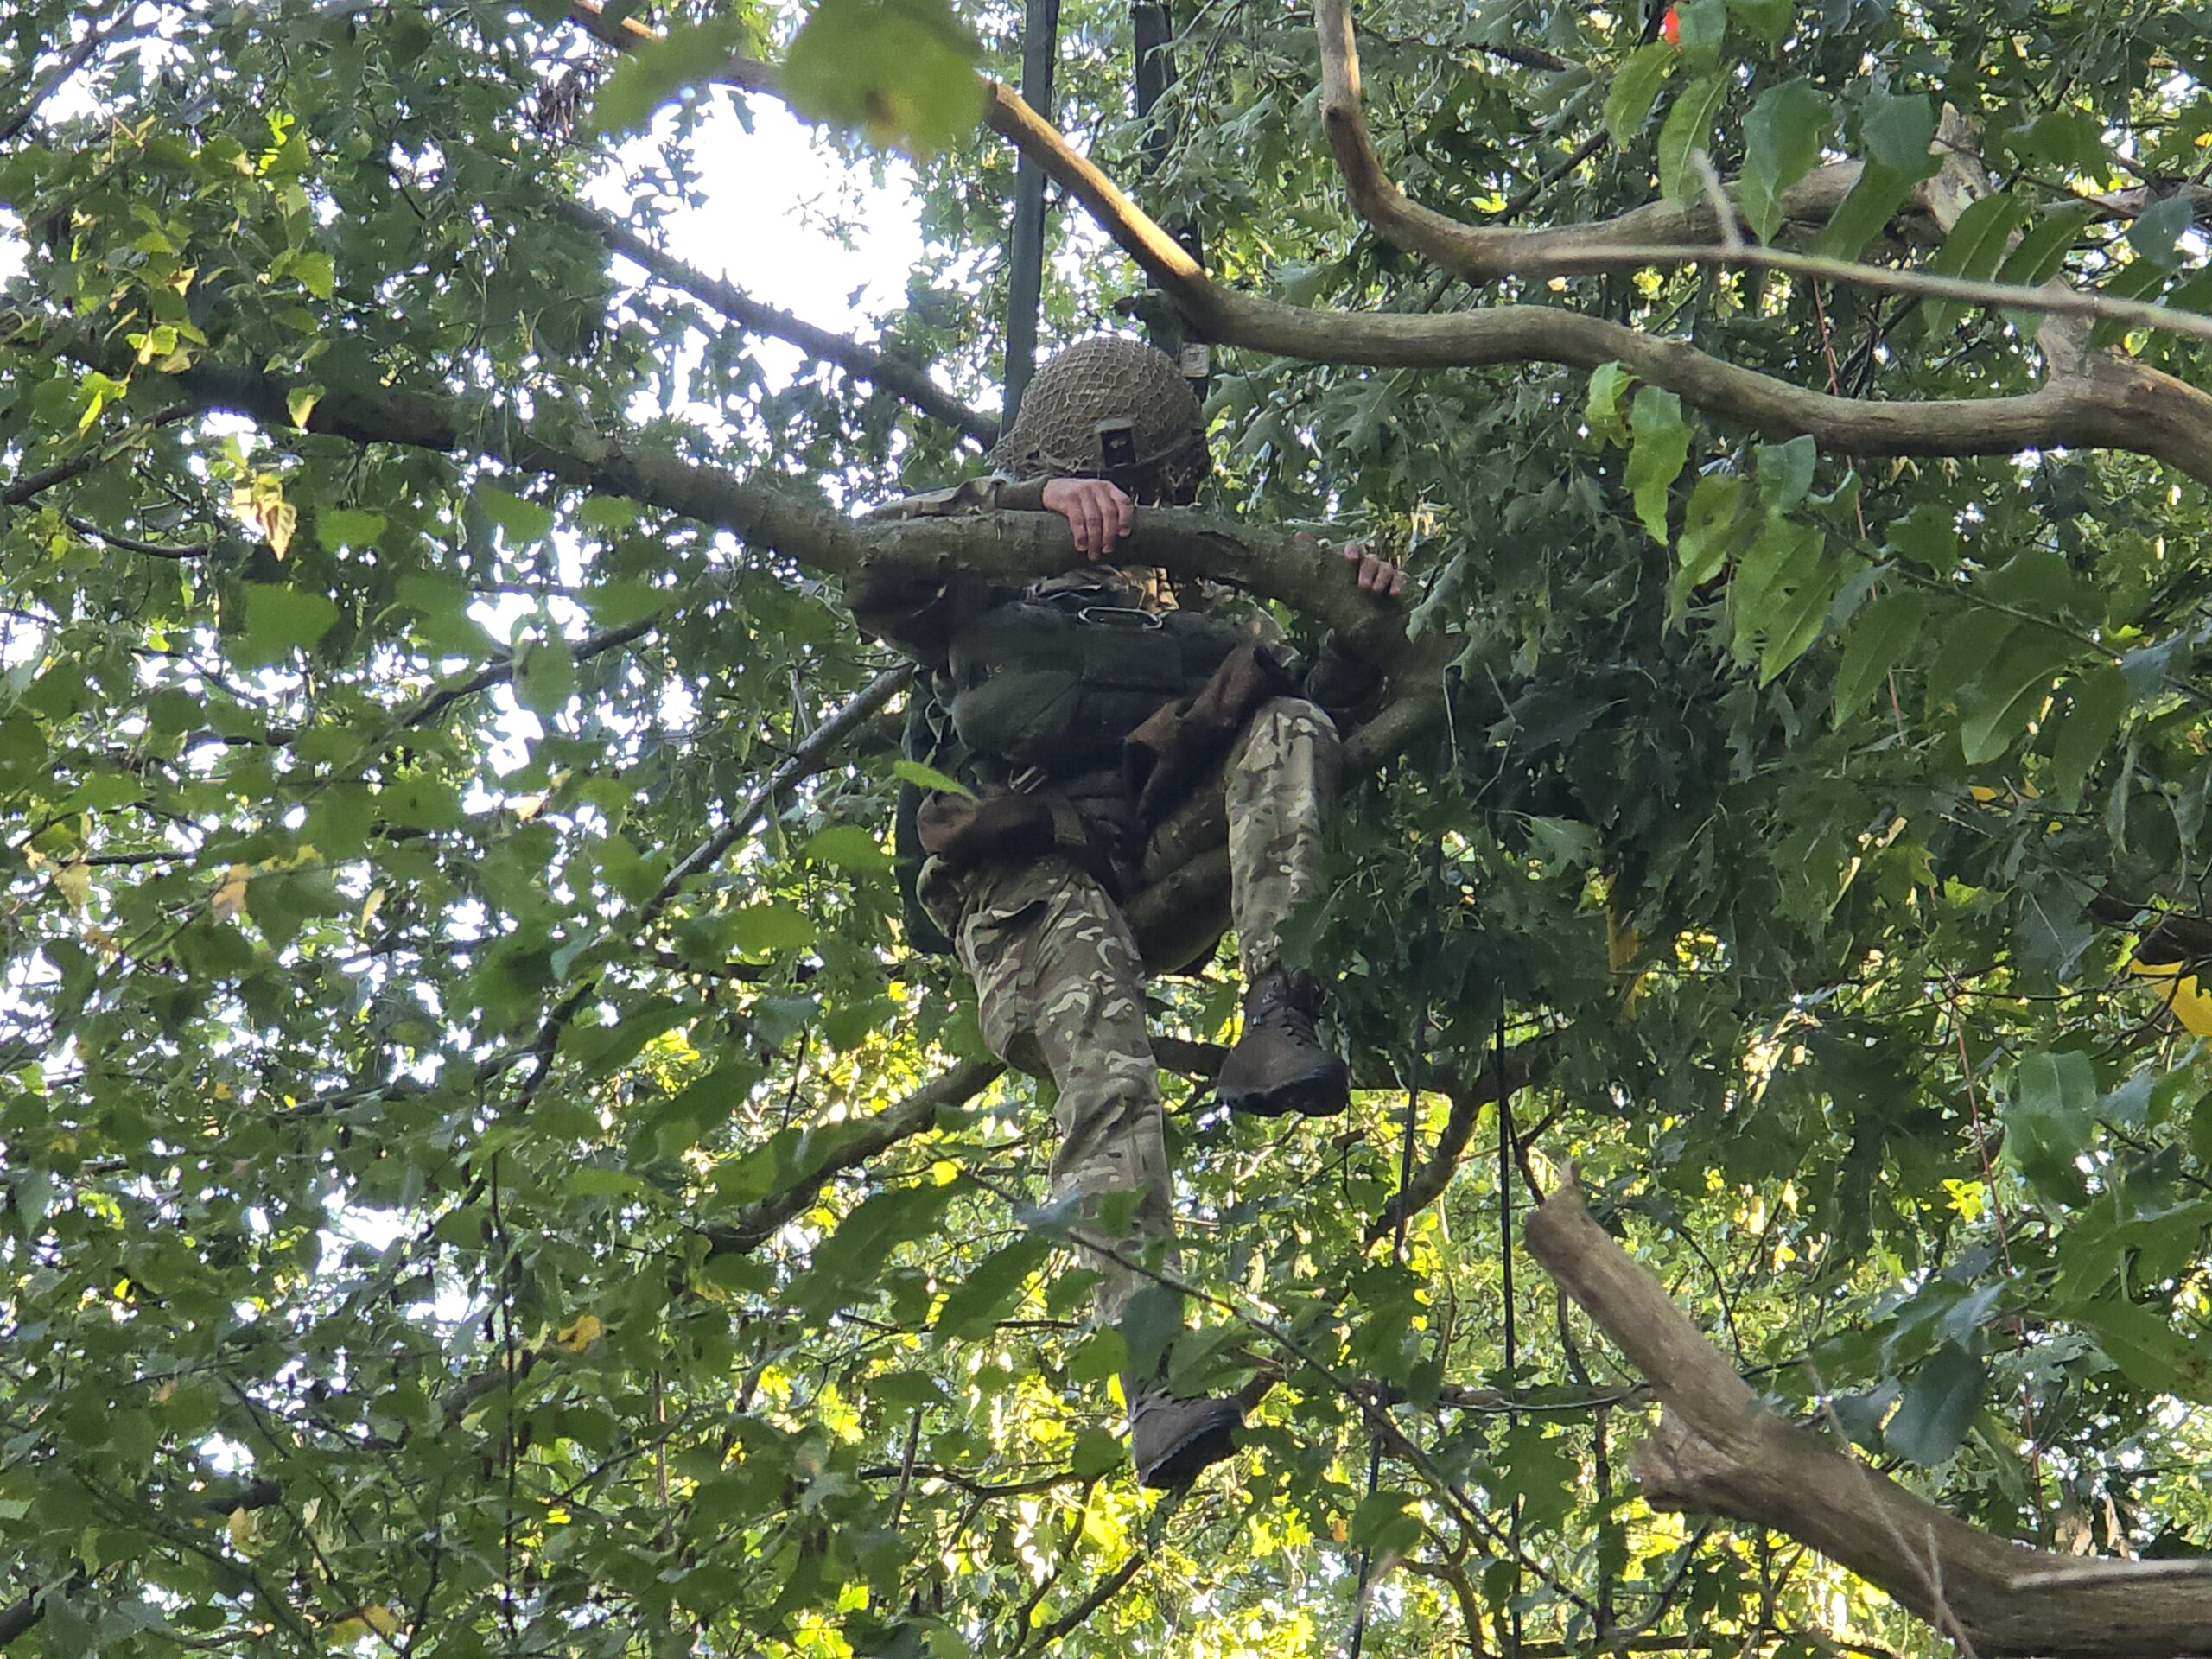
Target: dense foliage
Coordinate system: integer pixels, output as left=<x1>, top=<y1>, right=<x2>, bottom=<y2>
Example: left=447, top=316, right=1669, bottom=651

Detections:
left=3, top=0, right=2209, bottom=1654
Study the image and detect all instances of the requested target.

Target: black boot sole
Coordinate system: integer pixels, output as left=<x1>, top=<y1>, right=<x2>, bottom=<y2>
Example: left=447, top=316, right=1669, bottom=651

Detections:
left=1133, top=1414, right=1242, bottom=1489
left=1219, top=1071, right=1351, bottom=1119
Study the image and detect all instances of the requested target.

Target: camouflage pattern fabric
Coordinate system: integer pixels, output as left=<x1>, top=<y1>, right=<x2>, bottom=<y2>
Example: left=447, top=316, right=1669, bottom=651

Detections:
left=1225, top=697, right=1342, bottom=976
left=920, top=695, right=1342, bottom=1331
left=924, top=854, right=1176, bottom=1330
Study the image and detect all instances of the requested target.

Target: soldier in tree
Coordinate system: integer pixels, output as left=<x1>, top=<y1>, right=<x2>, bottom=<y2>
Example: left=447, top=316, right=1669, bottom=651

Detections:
left=851, top=337, right=1402, bottom=1486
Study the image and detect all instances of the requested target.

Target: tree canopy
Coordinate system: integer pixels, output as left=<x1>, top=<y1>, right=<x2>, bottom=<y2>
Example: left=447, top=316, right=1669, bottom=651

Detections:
left=4, top=0, right=2212, bottom=1655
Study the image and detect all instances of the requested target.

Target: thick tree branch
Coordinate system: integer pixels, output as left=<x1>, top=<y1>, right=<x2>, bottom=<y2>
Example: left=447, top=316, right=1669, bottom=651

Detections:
left=549, top=197, right=997, bottom=445
left=718, top=46, right=2212, bottom=481
left=150, top=356, right=1414, bottom=647
left=1313, top=0, right=2212, bottom=347
left=970, top=70, right=2212, bottom=486
left=1524, top=1183, right=2212, bottom=1659
left=557, top=15, right=2212, bottom=480
left=1313, top=0, right=1858, bottom=283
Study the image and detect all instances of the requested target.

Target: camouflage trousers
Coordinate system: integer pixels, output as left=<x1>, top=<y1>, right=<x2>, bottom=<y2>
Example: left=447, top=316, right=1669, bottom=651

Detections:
left=921, top=697, right=1342, bottom=1332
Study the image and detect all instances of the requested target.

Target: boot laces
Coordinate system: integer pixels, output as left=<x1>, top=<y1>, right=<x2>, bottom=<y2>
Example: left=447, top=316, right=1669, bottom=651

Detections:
left=1249, top=970, right=1320, bottom=1043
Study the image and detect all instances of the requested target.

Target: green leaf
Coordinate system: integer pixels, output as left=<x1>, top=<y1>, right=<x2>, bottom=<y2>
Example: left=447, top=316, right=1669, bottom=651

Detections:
left=1657, top=74, right=1730, bottom=206
left=238, top=582, right=340, bottom=667
left=804, top=823, right=893, bottom=872
left=2074, top=1297, right=2212, bottom=1402
left=1350, top=1489, right=1422, bottom=1557
left=515, top=633, right=576, bottom=715
left=1957, top=626, right=2072, bottom=765
left=1994, top=200, right=2101, bottom=330
left=1671, top=0, right=1726, bottom=62
left=581, top=580, right=668, bottom=626
left=2044, top=664, right=2128, bottom=809
left=1670, top=471, right=1744, bottom=614
left=1884, top=500, right=1959, bottom=571
left=1884, top=1341, right=1984, bottom=1465
left=1585, top=360, right=1634, bottom=447
left=934, top=1233, right=1052, bottom=1339
left=316, top=507, right=385, bottom=551
left=2126, top=193, right=2194, bottom=270
left=892, top=758, right=976, bottom=798
left=1815, top=162, right=1920, bottom=260
left=1726, top=0, right=1794, bottom=49
left=1729, top=515, right=1837, bottom=682
left=1755, top=434, right=1817, bottom=516
left=1921, top=192, right=2027, bottom=333
left=1860, top=89, right=1936, bottom=175
left=477, top=485, right=555, bottom=545
left=585, top=16, right=760, bottom=137
left=2004, top=1048, right=2099, bottom=1203
left=1624, top=385, right=1691, bottom=543
left=1603, top=42, right=1677, bottom=149
left=569, top=999, right=691, bottom=1081
left=1832, top=589, right=1924, bottom=725
left=1118, top=1281, right=1182, bottom=1379
left=289, top=250, right=334, bottom=299
left=728, top=903, right=817, bottom=957
left=783, top=0, right=984, bottom=158
left=1739, top=79, right=1829, bottom=242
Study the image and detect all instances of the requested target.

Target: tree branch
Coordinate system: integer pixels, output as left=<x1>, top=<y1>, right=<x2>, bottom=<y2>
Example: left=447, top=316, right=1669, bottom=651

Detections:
left=1313, top=0, right=1852, bottom=283
left=970, top=67, right=2212, bottom=486
left=1365, top=1039, right=1558, bottom=1245
left=556, top=13, right=2212, bottom=481
left=549, top=197, right=997, bottom=446
left=0, top=10, right=137, bottom=145
left=60, top=512, right=214, bottom=559
left=0, top=404, right=191, bottom=508
left=146, top=355, right=1416, bottom=648
left=701, top=1056, right=1006, bottom=1257
left=1523, top=1182, right=2212, bottom=1659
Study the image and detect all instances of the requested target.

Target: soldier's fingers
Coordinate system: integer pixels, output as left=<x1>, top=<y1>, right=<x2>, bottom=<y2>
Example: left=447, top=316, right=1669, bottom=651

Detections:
left=1110, top=486, right=1135, bottom=540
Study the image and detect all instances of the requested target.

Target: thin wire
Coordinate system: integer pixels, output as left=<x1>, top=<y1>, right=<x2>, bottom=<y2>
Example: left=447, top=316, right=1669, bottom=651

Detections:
left=1497, top=999, right=1522, bottom=1658
left=1346, top=900, right=1433, bottom=1659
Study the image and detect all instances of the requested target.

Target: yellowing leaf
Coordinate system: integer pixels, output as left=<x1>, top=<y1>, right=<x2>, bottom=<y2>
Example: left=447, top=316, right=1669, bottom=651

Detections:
left=555, top=1313, right=605, bottom=1353
left=325, top=1605, right=404, bottom=1646
left=227, top=1504, right=257, bottom=1551
left=54, top=862, right=91, bottom=910
left=2128, top=959, right=2212, bottom=1039
left=231, top=473, right=296, bottom=560
left=213, top=863, right=253, bottom=922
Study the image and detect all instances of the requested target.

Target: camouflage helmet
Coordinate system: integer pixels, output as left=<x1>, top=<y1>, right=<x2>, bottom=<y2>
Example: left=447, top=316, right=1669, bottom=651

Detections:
left=994, top=336, right=1210, bottom=505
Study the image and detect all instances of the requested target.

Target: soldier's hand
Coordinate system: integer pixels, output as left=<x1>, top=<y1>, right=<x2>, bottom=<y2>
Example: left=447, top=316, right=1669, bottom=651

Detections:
left=1041, top=477, right=1135, bottom=563
left=1343, top=542, right=1406, bottom=599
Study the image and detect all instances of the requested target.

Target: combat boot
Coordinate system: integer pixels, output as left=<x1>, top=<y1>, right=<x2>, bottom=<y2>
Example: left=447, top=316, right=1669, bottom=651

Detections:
left=1216, top=967, right=1351, bottom=1118
left=1128, top=1390, right=1243, bottom=1489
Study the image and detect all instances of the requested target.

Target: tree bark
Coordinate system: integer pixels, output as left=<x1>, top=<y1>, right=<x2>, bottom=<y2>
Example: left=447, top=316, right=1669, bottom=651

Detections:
left=1524, top=1183, right=2212, bottom=1659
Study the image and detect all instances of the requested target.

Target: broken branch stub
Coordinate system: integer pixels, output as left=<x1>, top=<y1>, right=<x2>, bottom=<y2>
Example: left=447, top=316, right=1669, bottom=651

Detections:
left=1523, top=1184, right=2212, bottom=1659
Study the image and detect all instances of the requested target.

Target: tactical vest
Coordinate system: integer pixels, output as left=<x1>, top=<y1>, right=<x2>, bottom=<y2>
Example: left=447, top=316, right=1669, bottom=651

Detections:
left=942, top=590, right=1252, bottom=773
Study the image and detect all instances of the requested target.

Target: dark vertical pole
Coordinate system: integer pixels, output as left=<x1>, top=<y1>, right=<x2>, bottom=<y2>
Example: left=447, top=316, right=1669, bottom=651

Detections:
left=1128, top=0, right=1207, bottom=394
left=1002, top=0, right=1060, bottom=426
left=1131, top=0, right=1175, bottom=175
